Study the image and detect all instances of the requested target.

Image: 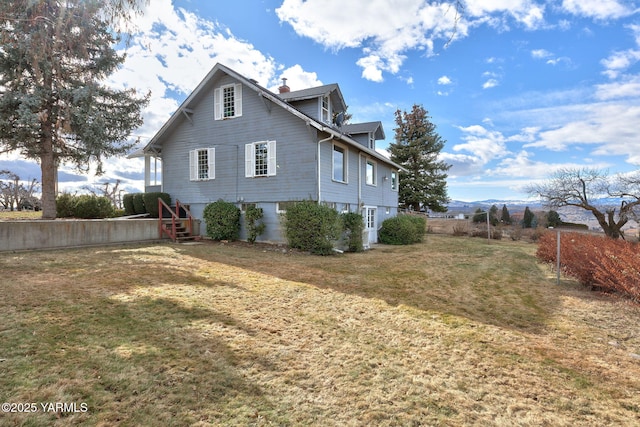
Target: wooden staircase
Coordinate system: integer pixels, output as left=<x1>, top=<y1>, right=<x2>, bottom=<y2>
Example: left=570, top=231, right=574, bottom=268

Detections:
left=158, top=198, right=198, bottom=242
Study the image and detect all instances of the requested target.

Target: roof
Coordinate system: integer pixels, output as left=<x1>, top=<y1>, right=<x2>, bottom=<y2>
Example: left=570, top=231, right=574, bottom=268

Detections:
left=130, top=63, right=404, bottom=171
left=278, top=83, right=347, bottom=112
left=342, top=121, right=386, bottom=140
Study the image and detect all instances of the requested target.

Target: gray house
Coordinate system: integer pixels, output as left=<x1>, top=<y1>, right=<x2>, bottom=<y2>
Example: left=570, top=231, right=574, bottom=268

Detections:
left=132, top=63, right=404, bottom=246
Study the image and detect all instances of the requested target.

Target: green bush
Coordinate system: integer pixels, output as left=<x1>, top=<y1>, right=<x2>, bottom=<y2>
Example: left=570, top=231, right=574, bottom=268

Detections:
left=56, top=192, right=77, bottom=218
left=284, top=200, right=341, bottom=255
left=56, top=194, right=115, bottom=218
left=341, top=212, right=364, bottom=252
left=73, top=195, right=115, bottom=219
left=132, top=193, right=146, bottom=214
left=143, top=192, right=171, bottom=218
left=378, top=214, right=426, bottom=245
left=245, top=205, right=266, bottom=244
left=122, top=193, right=136, bottom=215
left=203, top=200, right=241, bottom=241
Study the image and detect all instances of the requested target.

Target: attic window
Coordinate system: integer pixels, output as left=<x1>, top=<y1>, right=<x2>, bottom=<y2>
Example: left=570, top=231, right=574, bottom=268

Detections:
left=214, top=83, right=242, bottom=120
left=369, top=133, right=375, bottom=150
left=321, top=95, right=330, bottom=123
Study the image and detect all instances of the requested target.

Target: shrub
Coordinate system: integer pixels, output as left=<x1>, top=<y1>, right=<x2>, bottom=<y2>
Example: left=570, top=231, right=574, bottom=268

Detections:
left=283, top=200, right=341, bottom=255
left=73, top=195, right=115, bottom=219
left=341, top=212, right=364, bottom=252
left=122, top=193, right=136, bottom=215
left=452, top=223, right=468, bottom=237
left=245, top=205, right=266, bottom=244
left=132, top=193, right=146, bottom=214
left=143, top=192, right=171, bottom=218
left=378, top=214, right=425, bottom=245
left=56, top=192, right=77, bottom=218
left=536, top=231, right=640, bottom=302
left=55, top=193, right=115, bottom=218
left=203, top=200, right=241, bottom=241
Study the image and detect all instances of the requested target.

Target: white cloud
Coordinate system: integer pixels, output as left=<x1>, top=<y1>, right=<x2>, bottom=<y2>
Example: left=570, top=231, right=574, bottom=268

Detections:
left=531, top=48, right=552, bottom=59
left=438, top=75, right=452, bottom=85
left=483, top=79, right=499, bottom=89
left=464, top=0, right=546, bottom=29
left=561, top=0, right=634, bottom=20
left=276, top=0, right=466, bottom=81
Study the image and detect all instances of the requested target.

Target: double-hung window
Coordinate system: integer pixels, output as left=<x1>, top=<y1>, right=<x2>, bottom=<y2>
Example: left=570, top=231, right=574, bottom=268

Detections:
left=214, top=83, right=242, bottom=120
left=245, top=140, right=276, bottom=177
left=332, top=143, right=347, bottom=183
left=366, top=159, right=377, bottom=186
left=189, top=148, right=215, bottom=181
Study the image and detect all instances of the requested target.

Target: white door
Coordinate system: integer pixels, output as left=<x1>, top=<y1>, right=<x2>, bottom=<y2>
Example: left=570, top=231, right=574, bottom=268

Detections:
left=363, top=206, right=377, bottom=248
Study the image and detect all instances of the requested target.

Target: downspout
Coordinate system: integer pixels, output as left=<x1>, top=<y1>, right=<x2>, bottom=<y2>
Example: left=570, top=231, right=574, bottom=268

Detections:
left=358, top=153, right=364, bottom=211
left=317, top=134, right=334, bottom=204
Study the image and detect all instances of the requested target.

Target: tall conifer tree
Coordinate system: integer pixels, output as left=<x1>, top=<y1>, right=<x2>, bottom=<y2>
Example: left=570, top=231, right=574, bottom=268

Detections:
left=0, top=0, right=149, bottom=218
left=389, top=104, right=451, bottom=212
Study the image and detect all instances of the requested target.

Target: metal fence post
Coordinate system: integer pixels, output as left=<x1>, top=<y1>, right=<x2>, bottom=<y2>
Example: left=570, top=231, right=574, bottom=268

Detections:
left=557, top=230, right=561, bottom=285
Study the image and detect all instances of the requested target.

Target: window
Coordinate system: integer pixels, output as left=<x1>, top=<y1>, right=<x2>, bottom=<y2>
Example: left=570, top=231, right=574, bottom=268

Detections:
left=189, top=148, right=215, bottom=181
left=391, top=171, right=398, bottom=190
left=366, top=159, right=376, bottom=186
left=240, top=203, right=256, bottom=213
left=321, top=95, right=330, bottom=123
left=368, top=133, right=375, bottom=150
left=214, top=83, right=242, bottom=120
left=245, top=140, right=276, bottom=177
left=332, top=143, right=347, bottom=182
left=277, top=201, right=298, bottom=213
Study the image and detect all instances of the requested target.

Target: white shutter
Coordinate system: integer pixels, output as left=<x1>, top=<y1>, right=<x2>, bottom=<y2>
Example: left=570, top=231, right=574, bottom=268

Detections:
left=189, top=150, right=198, bottom=181
left=234, top=83, right=242, bottom=117
left=267, top=140, right=276, bottom=176
left=214, top=88, right=221, bottom=120
left=245, top=143, right=253, bottom=177
left=208, top=148, right=215, bottom=179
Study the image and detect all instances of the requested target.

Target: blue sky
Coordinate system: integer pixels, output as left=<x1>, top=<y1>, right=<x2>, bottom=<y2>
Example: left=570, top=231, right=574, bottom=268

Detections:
left=3, top=0, right=640, bottom=202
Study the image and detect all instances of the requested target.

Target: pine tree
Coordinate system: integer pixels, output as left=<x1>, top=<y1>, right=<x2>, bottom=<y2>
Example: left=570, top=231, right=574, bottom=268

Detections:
left=501, top=204, right=511, bottom=225
left=523, top=207, right=535, bottom=228
left=489, top=204, right=499, bottom=226
left=0, top=0, right=149, bottom=219
left=389, top=104, right=451, bottom=212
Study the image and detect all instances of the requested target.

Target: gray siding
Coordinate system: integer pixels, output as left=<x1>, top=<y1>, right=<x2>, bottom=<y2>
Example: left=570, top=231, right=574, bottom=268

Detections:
left=158, top=72, right=399, bottom=243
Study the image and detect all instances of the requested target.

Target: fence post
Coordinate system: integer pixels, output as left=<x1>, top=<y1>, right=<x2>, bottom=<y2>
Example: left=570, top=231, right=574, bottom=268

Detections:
left=556, top=229, right=561, bottom=285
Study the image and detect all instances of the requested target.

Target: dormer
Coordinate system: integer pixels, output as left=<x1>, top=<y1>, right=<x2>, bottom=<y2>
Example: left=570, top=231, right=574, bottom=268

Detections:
left=342, top=121, right=386, bottom=150
left=279, top=83, right=347, bottom=125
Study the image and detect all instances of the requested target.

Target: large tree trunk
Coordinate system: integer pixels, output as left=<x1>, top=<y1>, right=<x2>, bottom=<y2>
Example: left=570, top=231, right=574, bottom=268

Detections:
left=40, top=122, right=57, bottom=220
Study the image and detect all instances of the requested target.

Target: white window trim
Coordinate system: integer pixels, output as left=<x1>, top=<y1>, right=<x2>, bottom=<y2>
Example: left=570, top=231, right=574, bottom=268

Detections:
left=245, top=140, right=276, bottom=178
left=332, top=142, right=348, bottom=183
left=366, top=158, right=377, bottom=186
left=214, top=83, right=243, bottom=120
left=321, top=95, right=330, bottom=123
left=189, top=148, right=215, bottom=181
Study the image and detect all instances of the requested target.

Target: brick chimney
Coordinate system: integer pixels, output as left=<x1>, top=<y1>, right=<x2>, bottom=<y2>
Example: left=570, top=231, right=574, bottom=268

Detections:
left=278, top=78, right=290, bottom=94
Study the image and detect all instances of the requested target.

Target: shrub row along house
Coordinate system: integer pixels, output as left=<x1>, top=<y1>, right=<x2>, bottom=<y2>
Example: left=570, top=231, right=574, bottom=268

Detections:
left=130, top=63, right=404, bottom=246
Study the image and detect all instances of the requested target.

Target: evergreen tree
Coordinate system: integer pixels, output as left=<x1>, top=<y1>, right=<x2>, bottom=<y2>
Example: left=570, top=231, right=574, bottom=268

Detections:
left=523, top=206, right=535, bottom=228
left=547, top=210, right=562, bottom=227
left=501, top=204, right=511, bottom=225
left=389, top=104, right=451, bottom=212
left=489, top=204, right=499, bottom=226
left=0, top=0, right=149, bottom=219
left=472, top=208, right=486, bottom=223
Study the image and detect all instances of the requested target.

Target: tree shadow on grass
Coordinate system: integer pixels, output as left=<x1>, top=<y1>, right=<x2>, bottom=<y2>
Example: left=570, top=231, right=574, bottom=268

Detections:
left=182, top=238, right=565, bottom=335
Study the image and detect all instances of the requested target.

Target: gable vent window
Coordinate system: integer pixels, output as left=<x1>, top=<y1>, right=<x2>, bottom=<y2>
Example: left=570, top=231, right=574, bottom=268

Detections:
left=214, top=83, right=242, bottom=120
left=189, top=148, right=215, bottom=181
left=245, top=140, right=276, bottom=177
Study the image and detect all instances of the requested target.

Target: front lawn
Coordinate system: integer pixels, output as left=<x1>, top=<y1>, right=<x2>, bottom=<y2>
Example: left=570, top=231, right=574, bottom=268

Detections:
left=1, top=236, right=638, bottom=425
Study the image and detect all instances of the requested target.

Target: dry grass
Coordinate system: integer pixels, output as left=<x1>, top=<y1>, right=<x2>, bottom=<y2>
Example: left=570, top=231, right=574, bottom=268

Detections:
left=0, top=210, right=42, bottom=220
left=0, top=236, right=639, bottom=426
